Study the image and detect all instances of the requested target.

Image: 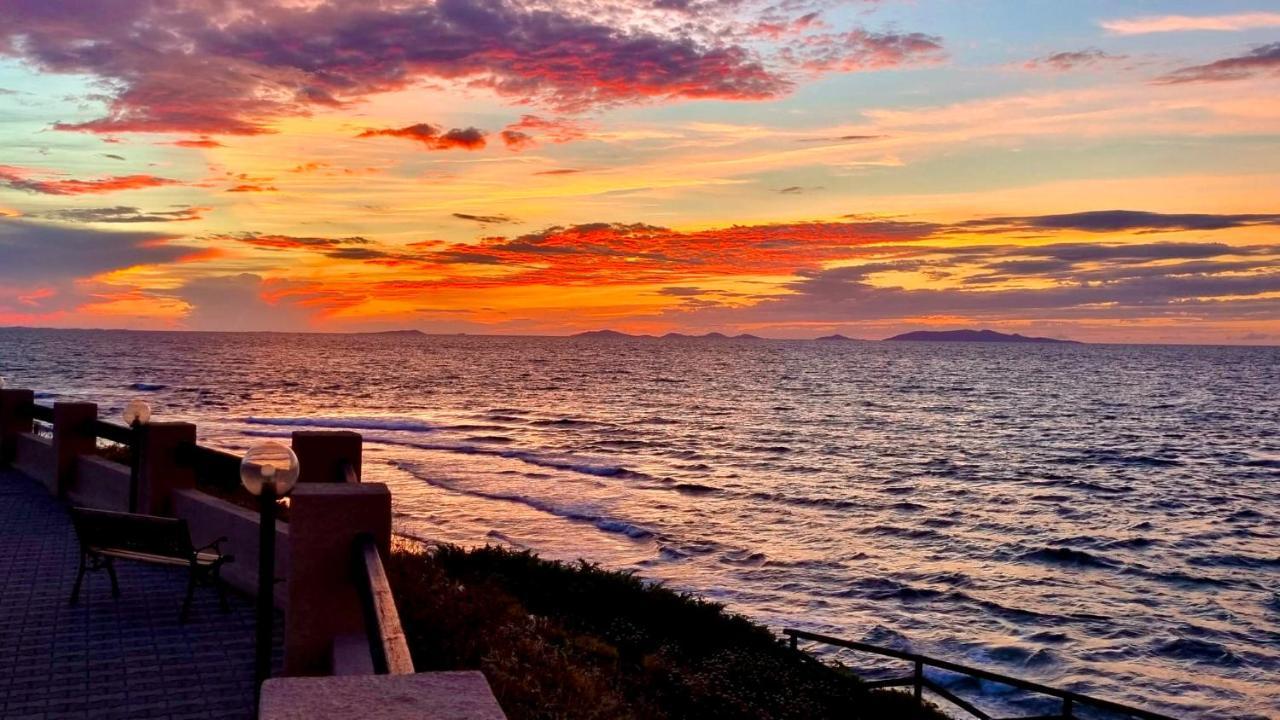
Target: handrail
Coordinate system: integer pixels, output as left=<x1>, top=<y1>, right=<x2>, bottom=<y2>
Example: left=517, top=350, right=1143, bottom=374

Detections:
left=181, top=443, right=243, bottom=491
left=783, top=629, right=1178, bottom=720
left=90, top=419, right=134, bottom=446
left=353, top=533, right=413, bottom=675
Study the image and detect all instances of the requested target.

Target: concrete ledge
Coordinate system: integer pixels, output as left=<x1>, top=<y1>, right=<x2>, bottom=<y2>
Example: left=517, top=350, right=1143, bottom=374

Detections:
left=68, top=455, right=131, bottom=511
left=173, top=487, right=289, bottom=608
left=261, top=672, right=507, bottom=720
left=13, top=433, right=54, bottom=491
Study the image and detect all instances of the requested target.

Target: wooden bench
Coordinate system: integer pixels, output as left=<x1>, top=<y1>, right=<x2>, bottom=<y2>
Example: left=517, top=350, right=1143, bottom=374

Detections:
left=69, top=507, right=234, bottom=622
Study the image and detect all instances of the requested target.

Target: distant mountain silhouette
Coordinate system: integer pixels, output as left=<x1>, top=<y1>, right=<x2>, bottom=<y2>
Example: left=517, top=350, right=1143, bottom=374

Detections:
left=359, top=329, right=427, bottom=336
left=815, top=334, right=862, bottom=341
left=884, top=329, right=1080, bottom=344
left=574, top=329, right=763, bottom=340
left=572, top=329, right=644, bottom=339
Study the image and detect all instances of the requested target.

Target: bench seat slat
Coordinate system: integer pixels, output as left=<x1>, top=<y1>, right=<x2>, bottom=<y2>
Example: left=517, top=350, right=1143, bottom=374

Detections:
left=89, top=548, right=223, bottom=566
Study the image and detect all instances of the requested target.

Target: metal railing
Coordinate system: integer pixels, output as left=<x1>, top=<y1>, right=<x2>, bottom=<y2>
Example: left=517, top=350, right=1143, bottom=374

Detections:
left=783, top=629, right=1177, bottom=720
left=353, top=533, right=413, bottom=675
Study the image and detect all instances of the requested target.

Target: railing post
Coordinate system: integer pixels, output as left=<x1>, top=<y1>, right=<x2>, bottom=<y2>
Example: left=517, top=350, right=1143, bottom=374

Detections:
left=52, top=402, right=96, bottom=497
left=1063, top=696, right=1074, bottom=719
left=913, top=659, right=923, bottom=705
left=0, top=389, right=34, bottom=467
left=292, top=430, right=362, bottom=483
left=285, top=479, right=391, bottom=676
left=789, top=633, right=798, bottom=652
left=134, top=422, right=197, bottom=515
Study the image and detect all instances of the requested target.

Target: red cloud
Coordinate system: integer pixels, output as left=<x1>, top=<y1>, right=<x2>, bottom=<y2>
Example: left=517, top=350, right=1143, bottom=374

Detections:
left=170, top=137, right=225, bottom=148
left=750, top=12, right=823, bottom=40
left=380, top=218, right=937, bottom=290
left=1, top=1, right=790, bottom=136
left=358, top=124, right=488, bottom=151
left=502, top=115, right=590, bottom=145
left=500, top=130, right=535, bottom=151
left=0, top=165, right=178, bottom=195
left=226, top=184, right=277, bottom=193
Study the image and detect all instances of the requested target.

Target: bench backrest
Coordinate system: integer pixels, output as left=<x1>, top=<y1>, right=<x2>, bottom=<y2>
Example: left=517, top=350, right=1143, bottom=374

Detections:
left=70, top=507, right=195, bottom=559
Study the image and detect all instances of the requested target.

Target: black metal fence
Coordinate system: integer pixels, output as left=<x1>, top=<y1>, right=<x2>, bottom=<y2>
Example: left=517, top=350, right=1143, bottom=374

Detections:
left=783, top=629, right=1178, bottom=720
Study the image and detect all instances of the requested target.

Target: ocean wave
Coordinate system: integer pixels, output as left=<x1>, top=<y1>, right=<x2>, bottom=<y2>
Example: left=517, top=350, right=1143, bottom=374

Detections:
left=314, top=431, right=642, bottom=481
left=1019, top=546, right=1118, bottom=569
left=394, top=461, right=655, bottom=541
left=127, top=382, right=166, bottom=391
left=246, top=416, right=438, bottom=432
left=1153, top=637, right=1243, bottom=667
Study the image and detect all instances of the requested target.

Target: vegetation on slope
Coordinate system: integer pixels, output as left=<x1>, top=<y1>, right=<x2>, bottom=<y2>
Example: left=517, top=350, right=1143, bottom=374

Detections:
left=387, top=543, right=945, bottom=720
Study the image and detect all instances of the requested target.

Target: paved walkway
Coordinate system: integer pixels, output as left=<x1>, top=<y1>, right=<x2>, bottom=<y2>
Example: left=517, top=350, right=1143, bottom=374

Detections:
left=0, top=468, right=279, bottom=719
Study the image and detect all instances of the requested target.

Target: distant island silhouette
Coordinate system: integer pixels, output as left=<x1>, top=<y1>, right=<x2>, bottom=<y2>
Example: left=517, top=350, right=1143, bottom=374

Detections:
left=815, top=334, right=863, bottom=342
left=884, top=329, right=1081, bottom=344
left=572, top=330, right=762, bottom=340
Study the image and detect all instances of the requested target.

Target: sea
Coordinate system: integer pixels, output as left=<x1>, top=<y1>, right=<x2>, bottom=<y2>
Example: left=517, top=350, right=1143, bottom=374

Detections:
left=1, top=328, right=1276, bottom=719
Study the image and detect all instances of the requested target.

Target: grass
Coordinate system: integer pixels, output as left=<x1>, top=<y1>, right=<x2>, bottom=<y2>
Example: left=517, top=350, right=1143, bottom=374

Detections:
left=387, top=543, right=946, bottom=720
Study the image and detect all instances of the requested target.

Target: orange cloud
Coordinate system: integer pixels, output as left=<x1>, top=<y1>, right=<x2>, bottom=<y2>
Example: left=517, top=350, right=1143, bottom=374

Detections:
left=0, top=165, right=179, bottom=195
left=357, top=124, right=487, bottom=150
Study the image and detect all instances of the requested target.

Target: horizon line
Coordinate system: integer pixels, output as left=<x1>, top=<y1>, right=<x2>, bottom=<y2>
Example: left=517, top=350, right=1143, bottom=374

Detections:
left=1, top=325, right=1276, bottom=348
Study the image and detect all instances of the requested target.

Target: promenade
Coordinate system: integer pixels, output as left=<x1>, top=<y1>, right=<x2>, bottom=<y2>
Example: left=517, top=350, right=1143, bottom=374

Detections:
left=0, top=468, right=278, bottom=720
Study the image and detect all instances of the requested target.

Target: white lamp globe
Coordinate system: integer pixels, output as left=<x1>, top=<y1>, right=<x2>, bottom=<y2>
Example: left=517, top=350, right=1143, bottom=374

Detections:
left=123, top=399, right=152, bottom=426
left=240, top=442, right=300, bottom=496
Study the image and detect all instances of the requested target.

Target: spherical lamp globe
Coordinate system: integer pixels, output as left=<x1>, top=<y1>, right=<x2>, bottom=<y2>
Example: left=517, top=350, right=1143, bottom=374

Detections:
left=122, top=399, right=152, bottom=426
left=240, top=442, right=300, bottom=496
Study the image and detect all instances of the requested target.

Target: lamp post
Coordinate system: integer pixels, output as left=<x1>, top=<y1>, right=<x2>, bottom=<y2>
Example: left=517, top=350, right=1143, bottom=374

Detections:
left=240, top=442, right=299, bottom=693
left=122, top=399, right=151, bottom=513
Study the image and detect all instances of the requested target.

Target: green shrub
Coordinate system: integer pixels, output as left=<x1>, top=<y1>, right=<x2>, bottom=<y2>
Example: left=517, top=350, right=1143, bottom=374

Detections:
left=387, top=543, right=945, bottom=720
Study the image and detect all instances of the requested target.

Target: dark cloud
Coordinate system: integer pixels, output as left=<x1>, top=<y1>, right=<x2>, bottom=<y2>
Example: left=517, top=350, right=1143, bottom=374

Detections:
left=452, top=213, right=519, bottom=224
left=0, top=218, right=200, bottom=282
left=209, top=232, right=372, bottom=250
left=784, top=29, right=944, bottom=73
left=1, top=0, right=788, bottom=136
left=1024, top=49, right=1127, bottom=72
left=796, top=134, right=886, bottom=143
left=101, top=153, right=126, bottom=161
left=358, top=124, right=488, bottom=151
left=960, top=210, right=1280, bottom=234
left=670, top=239, right=1280, bottom=327
left=170, top=273, right=313, bottom=331
left=39, top=205, right=209, bottom=223
left=1156, top=42, right=1280, bottom=84
left=533, top=168, right=582, bottom=175
left=777, top=185, right=822, bottom=194
left=324, top=247, right=391, bottom=261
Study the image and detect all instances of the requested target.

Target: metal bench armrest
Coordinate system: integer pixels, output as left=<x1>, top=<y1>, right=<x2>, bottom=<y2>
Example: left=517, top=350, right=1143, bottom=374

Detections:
left=194, top=535, right=229, bottom=556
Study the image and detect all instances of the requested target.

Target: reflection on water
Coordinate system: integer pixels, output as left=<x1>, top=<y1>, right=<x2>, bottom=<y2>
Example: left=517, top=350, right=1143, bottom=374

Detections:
left=2, top=328, right=1277, bottom=718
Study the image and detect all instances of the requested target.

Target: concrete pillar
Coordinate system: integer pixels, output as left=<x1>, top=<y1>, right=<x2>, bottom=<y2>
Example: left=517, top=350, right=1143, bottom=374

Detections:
left=52, top=402, right=96, bottom=497
left=0, top=389, right=34, bottom=466
left=135, top=422, right=197, bottom=516
left=292, top=430, right=362, bottom=483
left=285, top=483, right=392, bottom=676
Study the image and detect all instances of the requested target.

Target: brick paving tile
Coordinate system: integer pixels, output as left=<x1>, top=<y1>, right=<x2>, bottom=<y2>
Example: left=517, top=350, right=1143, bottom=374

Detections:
left=0, top=470, right=283, bottom=719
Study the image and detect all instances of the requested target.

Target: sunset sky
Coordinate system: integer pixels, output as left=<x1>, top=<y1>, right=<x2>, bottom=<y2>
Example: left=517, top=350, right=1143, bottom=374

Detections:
left=1, top=0, right=1278, bottom=343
